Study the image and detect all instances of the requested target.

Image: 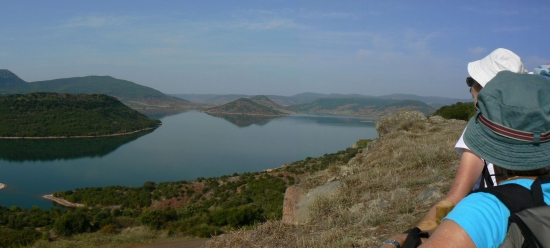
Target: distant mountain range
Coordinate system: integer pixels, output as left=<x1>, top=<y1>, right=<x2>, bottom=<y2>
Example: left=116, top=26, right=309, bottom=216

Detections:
left=202, top=94, right=435, bottom=117
left=0, top=69, right=196, bottom=113
left=0, top=69, right=469, bottom=117
left=287, top=97, right=435, bottom=116
left=171, top=92, right=471, bottom=109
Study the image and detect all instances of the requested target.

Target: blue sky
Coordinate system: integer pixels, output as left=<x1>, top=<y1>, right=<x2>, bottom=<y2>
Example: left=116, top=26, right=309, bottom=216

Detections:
left=1, top=1, right=548, bottom=99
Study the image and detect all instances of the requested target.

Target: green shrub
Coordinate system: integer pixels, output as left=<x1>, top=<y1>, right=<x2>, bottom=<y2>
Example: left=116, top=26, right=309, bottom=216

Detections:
left=432, top=102, right=475, bottom=121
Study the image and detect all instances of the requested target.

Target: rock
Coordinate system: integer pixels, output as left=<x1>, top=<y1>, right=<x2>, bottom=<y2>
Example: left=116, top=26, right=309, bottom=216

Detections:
left=428, top=115, right=445, bottom=124
left=376, top=111, right=427, bottom=137
left=282, top=181, right=342, bottom=224
left=416, top=188, right=443, bottom=203
left=349, top=202, right=365, bottom=213
left=367, top=198, right=390, bottom=208
left=282, top=186, right=306, bottom=224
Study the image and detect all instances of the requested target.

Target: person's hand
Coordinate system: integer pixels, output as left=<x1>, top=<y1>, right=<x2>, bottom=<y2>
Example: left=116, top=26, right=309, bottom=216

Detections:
left=379, top=233, right=407, bottom=248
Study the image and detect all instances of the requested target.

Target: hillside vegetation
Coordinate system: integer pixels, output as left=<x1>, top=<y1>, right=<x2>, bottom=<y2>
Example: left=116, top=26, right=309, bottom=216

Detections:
left=0, top=93, right=161, bottom=137
left=287, top=97, right=436, bottom=116
left=432, top=101, right=475, bottom=121
left=206, top=111, right=466, bottom=247
left=0, top=69, right=195, bottom=112
left=0, top=139, right=367, bottom=247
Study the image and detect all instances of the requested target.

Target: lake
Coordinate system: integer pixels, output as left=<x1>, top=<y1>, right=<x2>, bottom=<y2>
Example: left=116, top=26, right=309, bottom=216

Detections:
left=0, top=111, right=378, bottom=209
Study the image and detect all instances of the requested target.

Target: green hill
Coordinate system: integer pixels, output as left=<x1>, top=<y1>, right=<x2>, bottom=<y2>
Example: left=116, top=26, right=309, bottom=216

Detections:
left=287, top=97, right=435, bottom=116
left=206, top=97, right=287, bottom=116
left=0, top=69, right=29, bottom=93
left=0, top=69, right=195, bottom=112
left=0, top=92, right=161, bottom=137
left=249, top=95, right=293, bottom=114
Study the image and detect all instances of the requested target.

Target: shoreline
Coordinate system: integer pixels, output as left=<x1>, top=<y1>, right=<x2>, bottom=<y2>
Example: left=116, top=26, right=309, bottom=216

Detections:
left=0, top=126, right=160, bottom=140
left=42, top=194, right=85, bottom=208
left=0, top=183, right=5, bottom=190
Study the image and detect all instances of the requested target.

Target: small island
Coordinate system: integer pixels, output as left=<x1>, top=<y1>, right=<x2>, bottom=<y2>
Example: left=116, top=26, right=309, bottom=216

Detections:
left=205, top=95, right=291, bottom=116
left=0, top=183, right=5, bottom=190
left=0, top=92, right=161, bottom=138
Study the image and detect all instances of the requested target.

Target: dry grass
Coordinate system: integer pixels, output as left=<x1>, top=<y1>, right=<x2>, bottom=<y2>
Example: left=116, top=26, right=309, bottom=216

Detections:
left=27, top=227, right=195, bottom=248
left=205, top=114, right=467, bottom=247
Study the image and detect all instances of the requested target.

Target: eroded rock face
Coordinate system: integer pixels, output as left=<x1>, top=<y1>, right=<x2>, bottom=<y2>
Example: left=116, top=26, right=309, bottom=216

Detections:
left=282, top=181, right=342, bottom=224
left=282, top=186, right=306, bottom=224
left=375, top=110, right=427, bottom=137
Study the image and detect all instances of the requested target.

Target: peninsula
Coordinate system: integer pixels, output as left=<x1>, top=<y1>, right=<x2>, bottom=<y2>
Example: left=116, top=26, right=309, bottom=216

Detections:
left=0, top=92, right=161, bottom=138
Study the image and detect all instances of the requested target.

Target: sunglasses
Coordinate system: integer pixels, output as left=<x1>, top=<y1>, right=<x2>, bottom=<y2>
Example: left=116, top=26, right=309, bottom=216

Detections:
left=466, top=77, right=477, bottom=87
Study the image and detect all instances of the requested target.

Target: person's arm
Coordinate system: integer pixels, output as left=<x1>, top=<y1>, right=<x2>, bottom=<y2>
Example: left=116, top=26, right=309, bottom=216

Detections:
left=416, top=150, right=484, bottom=227
left=418, top=220, right=475, bottom=248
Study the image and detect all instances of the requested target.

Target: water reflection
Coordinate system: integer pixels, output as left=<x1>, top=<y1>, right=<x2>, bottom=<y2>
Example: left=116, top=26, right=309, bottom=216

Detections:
left=280, top=114, right=377, bottom=128
left=207, top=113, right=277, bottom=127
left=139, top=109, right=189, bottom=120
left=0, top=129, right=154, bottom=162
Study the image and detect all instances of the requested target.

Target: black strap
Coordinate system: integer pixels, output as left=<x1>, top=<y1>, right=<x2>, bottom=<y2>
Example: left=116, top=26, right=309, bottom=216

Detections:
left=402, top=227, right=429, bottom=248
left=478, top=161, right=495, bottom=189
left=474, top=184, right=536, bottom=212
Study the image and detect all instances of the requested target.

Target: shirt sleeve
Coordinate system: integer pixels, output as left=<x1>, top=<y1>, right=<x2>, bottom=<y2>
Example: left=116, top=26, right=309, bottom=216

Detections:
left=454, top=128, right=469, bottom=157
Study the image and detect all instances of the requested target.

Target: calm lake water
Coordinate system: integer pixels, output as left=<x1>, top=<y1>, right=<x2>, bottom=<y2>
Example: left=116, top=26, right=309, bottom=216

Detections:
left=0, top=111, right=378, bottom=209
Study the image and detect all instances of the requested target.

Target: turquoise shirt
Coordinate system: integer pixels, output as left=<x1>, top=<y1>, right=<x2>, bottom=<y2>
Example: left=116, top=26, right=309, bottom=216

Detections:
left=443, top=179, right=550, bottom=248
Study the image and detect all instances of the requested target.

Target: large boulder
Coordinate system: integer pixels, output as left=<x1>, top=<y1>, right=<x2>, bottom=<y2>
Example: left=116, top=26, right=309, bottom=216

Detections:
left=282, top=181, right=342, bottom=224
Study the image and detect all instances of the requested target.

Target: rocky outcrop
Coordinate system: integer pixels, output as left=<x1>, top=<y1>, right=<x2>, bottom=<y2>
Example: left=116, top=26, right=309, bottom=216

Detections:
left=282, top=186, right=306, bottom=224
left=375, top=110, right=427, bottom=137
left=282, top=181, right=342, bottom=225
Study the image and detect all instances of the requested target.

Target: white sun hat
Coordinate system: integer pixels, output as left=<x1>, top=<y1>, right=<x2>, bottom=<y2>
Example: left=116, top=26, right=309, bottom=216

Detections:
left=467, top=48, right=527, bottom=87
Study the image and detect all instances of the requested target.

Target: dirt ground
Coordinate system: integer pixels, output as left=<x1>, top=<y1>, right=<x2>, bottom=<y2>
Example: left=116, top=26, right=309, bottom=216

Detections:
left=122, top=239, right=208, bottom=248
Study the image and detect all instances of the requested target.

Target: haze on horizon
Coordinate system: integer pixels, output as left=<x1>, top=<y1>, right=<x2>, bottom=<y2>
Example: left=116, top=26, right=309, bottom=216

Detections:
left=0, top=1, right=548, bottom=99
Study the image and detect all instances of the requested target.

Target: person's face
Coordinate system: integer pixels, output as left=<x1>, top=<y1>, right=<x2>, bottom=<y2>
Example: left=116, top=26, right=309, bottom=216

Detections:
left=470, top=83, right=483, bottom=105
left=466, top=77, right=483, bottom=105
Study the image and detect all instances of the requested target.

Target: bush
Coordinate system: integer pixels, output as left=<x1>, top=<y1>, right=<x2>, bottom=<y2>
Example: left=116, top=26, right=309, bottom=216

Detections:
left=53, top=211, right=92, bottom=236
left=432, top=102, right=475, bottom=121
left=0, top=227, right=41, bottom=248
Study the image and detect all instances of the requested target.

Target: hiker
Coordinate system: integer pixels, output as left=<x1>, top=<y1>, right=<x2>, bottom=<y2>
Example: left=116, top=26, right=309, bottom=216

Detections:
left=418, top=48, right=527, bottom=228
left=382, top=70, right=550, bottom=248
left=419, top=71, right=550, bottom=247
left=532, top=64, right=550, bottom=80
left=379, top=48, right=527, bottom=248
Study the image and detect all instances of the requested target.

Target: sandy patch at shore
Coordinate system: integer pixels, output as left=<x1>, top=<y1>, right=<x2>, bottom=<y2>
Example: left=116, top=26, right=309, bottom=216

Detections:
left=43, top=194, right=84, bottom=207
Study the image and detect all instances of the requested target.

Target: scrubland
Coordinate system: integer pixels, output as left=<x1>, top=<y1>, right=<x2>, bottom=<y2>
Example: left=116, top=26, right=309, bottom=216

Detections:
left=205, top=112, right=466, bottom=247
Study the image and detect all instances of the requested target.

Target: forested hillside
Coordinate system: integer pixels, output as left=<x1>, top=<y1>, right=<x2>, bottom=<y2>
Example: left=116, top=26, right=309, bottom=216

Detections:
left=0, top=69, right=195, bottom=112
left=0, top=93, right=161, bottom=137
left=287, top=97, right=435, bottom=116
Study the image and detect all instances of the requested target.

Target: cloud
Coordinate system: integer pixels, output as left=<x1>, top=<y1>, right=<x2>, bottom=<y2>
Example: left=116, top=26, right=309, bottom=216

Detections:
left=299, top=11, right=357, bottom=19
left=462, top=7, right=518, bottom=16
left=491, top=26, right=530, bottom=33
left=356, top=49, right=374, bottom=59
left=239, top=18, right=302, bottom=30
left=468, top=47, right=486, bottom=56
left=62, top=15, right=137, bottom=28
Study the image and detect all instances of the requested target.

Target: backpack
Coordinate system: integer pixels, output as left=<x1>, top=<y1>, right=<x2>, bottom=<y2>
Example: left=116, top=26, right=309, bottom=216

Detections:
left=475, top=175, right=550, bottom=248
left=402, top=175, right=550, bottom=248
